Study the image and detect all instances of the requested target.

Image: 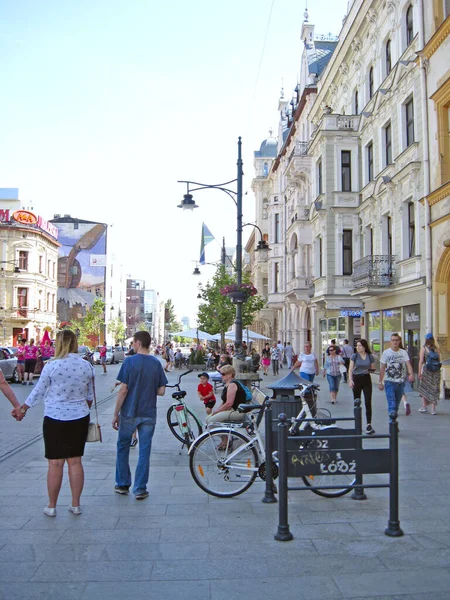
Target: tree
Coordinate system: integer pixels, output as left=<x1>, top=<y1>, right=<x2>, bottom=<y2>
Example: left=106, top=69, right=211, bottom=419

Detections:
left=68, top=298, right=105, bottom=347
left=165, top=299, right=182, bottom=334
left=108, top=316, right=126, bottom=344
left=196, top=265, right=266, bottom=349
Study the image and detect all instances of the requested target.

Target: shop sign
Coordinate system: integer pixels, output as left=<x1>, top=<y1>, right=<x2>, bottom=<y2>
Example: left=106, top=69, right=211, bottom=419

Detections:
left=0, top=209, right=10, bottom=222
left=403, top=305, right=420, bottom=329
left=12, top=210, right=38, bottom=225
left=37, top=216, right=58, bottom=239
left=340, top=310, right=362, bottom=318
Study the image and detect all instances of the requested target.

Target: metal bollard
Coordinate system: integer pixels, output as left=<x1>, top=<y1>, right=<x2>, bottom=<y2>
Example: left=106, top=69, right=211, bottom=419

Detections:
left=351, top=398, right=367, bottom=501
left=262, top=403, right=277, bottom=503
left=385, top=411, right=404, bottom=537
left=274, top=413, right=293, bottom=541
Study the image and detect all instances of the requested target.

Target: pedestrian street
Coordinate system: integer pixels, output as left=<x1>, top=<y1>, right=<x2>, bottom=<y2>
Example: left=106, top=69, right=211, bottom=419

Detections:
left=0, top=366, right=449, bottom=600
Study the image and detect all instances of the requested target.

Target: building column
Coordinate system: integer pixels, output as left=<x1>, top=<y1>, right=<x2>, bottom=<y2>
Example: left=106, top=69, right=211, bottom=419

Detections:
left=298, top=244, right=305, bottom=277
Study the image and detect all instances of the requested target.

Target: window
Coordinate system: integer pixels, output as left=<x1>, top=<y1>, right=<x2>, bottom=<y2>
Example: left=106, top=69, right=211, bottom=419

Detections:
left=52, top=294, right=55, bottom=313
left=341, top=150, right=351, bottom=191
left=406, top=5, right=414, bottom=45
left=408, top=201, right=415, bottom=257
left=319, top=237, right=323, bottom=277
left=365, top=226, right=374, bottom=256
left=263, top=162, right=269, bottom=176
left=274, top=213, right=280, bottom=243
left=386, top=39, right=392, bottom=76
left=387, top=216, right=393, bottom=256
left=369, top=67, right=374, bottom=99
left=406, top=98, right=415, bottom=146
left=47, top=292, right=50, bottom=310
left=47, top=259, right=51, bottom=276
left=17, top=288, right=28, bottom=317
left=18, top=251, right=28, bottom=271
left=384, top=123, right=392, bottom=166
left=354, top=90, right=359, bottom=115
left=343, top=230, right=353, bottom=275
left=274, top=262, right=279, bottom=293
left=367, top=142, right=374, bottom=182
left=317, top=159, right=323, bottom=195
left=431, top=78, right=450, bottom=184
left=38, top=256, right=43, bottom=274
left=38, top=298, right=42, bottom=311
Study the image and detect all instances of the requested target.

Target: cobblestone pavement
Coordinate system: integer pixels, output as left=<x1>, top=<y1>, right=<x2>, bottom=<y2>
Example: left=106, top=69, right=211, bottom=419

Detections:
left=0, top=364, right=449, bottom=599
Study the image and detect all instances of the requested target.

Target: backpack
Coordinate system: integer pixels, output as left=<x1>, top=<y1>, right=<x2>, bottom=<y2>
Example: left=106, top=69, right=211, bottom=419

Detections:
left=425, top=349, right=441, bottom=373
left=231, top=379, right=253, bottom=402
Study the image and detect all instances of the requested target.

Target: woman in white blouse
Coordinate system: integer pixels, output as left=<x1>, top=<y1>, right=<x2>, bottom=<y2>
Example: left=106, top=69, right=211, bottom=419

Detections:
left=12, top=330, right=94, bottom=517
left=291, top=342, right=319, bottom=382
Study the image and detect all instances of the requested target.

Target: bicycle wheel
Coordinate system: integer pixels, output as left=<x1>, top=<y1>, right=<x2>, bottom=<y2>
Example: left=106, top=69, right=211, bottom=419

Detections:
left=189, top=428, right=259, bottom=498
left=167, top=406, right=203, bottom=444
left=301, top=430, right=355, bottom=498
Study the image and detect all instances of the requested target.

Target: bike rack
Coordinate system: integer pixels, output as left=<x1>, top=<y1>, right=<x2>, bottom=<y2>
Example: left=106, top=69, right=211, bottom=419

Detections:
left=272, top=399, right=403, bottom=541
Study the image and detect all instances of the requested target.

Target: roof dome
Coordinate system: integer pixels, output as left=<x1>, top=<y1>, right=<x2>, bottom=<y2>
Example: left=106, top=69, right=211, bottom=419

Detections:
left=255, top=129, right=278, bottom=158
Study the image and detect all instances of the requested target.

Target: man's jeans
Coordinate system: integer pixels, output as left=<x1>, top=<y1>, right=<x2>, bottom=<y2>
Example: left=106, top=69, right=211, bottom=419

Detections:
left=272, top=359, right=279, bottom=375
left=384, top=381, right=405, bottom=415
left=115, top=415, right=156, bottom=494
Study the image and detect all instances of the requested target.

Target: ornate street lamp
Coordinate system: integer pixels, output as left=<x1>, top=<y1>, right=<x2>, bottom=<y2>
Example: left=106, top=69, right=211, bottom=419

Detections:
left=178, top=137, right=245, bottom=356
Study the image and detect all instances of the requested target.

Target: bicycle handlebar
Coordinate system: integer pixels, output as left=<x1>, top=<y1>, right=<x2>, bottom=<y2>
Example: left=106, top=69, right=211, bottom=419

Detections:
left=165, top=369, right=193, bottom=389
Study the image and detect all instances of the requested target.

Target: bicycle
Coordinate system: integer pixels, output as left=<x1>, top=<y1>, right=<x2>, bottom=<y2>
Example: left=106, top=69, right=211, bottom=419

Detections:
left=165, top=370, right=203, bottom=448
left=189, top=382, right=356, bottom=498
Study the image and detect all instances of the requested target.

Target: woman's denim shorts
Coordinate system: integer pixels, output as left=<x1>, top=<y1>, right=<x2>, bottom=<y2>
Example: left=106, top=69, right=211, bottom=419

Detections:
left=326, top=374, right=341, bottom=392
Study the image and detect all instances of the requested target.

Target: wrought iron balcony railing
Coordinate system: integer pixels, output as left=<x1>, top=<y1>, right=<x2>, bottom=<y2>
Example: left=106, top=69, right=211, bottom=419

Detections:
left=351, top=255, right=396, bottom=289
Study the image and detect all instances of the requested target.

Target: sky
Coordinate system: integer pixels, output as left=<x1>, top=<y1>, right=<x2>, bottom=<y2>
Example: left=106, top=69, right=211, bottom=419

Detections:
left=0, top=0, right=348, bottom=324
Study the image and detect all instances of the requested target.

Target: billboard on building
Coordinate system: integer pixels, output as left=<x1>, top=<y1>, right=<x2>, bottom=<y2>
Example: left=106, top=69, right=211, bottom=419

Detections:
left=51, top=218, right=107, bottom=322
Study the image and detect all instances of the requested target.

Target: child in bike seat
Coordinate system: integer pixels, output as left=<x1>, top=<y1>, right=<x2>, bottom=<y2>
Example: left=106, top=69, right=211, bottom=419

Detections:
left=197, top=372, right=216, bottom=415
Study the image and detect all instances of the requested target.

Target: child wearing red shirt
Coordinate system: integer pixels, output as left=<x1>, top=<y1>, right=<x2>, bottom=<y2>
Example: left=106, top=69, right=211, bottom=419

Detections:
left=197, top=372, right=216, bottom=415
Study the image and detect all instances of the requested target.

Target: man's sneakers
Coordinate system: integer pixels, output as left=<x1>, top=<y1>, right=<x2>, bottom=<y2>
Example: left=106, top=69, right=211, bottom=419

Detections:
left=114, top=485, right=129, bottom=495
left=405, top=402, right=411, bottom=416
left=366, top=424, right=375, bottom=435
left=135, top=490, right=149, bottom=500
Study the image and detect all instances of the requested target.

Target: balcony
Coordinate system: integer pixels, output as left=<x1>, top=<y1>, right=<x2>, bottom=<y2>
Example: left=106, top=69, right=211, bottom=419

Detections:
left=351, top=255, right=396, bottom=294
left=285, top=140, right=313, bottom=179
left=320, top=114, right=361, bottom=132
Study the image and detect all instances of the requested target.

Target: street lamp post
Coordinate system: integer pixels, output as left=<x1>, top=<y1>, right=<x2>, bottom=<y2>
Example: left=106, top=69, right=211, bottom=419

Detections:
left=178, top=137, right=245, bottom=356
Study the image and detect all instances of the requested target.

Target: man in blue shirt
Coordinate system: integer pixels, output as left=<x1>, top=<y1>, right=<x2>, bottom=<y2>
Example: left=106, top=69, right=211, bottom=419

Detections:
left=112, top=331, right=168, bottom=499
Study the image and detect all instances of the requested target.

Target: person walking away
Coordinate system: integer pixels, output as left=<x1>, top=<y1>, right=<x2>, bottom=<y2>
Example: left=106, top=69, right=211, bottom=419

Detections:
left=348, top=339, right=376, bottom=434
left=261, top=343, right=271, bottom=376
left=378, top=333, right=415, bottom=416
left=284, top=342, right=294, bottom=368
left=270, top=342, right=281, bottom=376
left=341, top=339, right=353, bottom=383
left=292, top=342, right=319, bottom=382
left=323, top=346, right=345, bottom=404
left=418, top=333, right=442, bottom=415
left=16, top=339, right=26, bottom=383
left=197, top=372, right=216, bottom=415
left=99, top=341, right=108, bottom=375
left=112, top=331, right=167, bottom=500
left=23, top=338, right=39, bottom=385
left=12, top=330, right=94, bottom=516
left=277, top=340, right=284, bottom=369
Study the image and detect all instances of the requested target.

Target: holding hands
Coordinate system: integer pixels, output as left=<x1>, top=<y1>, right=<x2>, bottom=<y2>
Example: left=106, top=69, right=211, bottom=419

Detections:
left=11, top=404, right=27, bottom=421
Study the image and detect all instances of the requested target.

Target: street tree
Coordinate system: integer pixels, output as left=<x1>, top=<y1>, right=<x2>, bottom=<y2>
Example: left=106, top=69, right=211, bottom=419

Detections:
left=108, top=316, right=126, bottom=344
left=165, top=299, right=182, bottom=334
left=196, top=265, right=266, bottom=349
left=68, top=298, right=106, bottom=347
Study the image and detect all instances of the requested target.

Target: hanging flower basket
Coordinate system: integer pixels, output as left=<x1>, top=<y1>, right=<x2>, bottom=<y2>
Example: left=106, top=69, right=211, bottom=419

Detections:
left=220, top=283, right=257, bottom=304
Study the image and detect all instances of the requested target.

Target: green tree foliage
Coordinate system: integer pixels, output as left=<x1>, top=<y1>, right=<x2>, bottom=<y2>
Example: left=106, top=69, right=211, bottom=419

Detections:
left=69, top=298, right=106, bottom=346
left=165, top=299, right=181, bottom=333
left=108, top=316, right=126, bottom=343
left=196, top=265, right=266, bottom=347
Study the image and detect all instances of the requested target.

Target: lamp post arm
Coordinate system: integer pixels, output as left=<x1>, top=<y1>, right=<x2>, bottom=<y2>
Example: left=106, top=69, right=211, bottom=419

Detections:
left=242, top=222, right=264, bottom=243
left=177, top=180, right=238, bottom=206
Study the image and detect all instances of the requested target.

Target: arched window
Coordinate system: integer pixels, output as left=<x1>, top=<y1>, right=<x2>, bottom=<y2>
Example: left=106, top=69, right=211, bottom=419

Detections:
left=406, top=5, right=414, bottom=45
left=386, top=39, right=392, bottom=76
left=354, top=90, right=359, bottom=115
left=263, top=162, right=269, bottom=176
left=369, top=67, right=374, bottom=99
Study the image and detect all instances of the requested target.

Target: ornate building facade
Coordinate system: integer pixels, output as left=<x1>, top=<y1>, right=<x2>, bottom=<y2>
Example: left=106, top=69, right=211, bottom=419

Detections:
left=250, top=0, right=449, bottom=369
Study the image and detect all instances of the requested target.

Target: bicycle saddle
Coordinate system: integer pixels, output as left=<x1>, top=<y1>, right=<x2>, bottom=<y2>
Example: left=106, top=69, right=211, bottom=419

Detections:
left=237, top=403, right=261, bottom=413
left=172, top=391, right=187, bottom=400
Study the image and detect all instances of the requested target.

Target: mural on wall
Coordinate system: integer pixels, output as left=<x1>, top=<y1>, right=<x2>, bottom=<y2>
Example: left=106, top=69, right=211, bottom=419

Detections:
left=55, top=220, right=107, bottom=322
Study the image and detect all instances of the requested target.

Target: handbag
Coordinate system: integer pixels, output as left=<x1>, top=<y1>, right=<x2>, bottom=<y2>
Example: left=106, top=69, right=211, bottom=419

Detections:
left=86, top=377, right=102, bottom=443
left=339, top=364, right=347, bottom=374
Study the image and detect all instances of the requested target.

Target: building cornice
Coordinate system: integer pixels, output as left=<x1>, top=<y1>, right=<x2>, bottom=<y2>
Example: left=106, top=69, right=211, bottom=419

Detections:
left=420, top=180, right=450, bottom=206
left=419, top=17, right=450, bottom=60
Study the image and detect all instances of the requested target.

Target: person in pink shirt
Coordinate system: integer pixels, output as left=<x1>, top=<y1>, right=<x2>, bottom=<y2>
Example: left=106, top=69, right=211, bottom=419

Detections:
left=23, top=338, right=39, bottom=386
left=16, top=339, right=26, bottom=383
left=41, top=340, right=55, bottom=364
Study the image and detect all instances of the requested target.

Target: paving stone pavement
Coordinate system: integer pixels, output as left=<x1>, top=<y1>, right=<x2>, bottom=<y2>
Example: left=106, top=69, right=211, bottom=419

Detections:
left=0, top=364, right=449, bottom=599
